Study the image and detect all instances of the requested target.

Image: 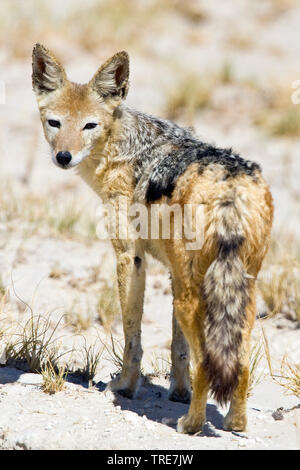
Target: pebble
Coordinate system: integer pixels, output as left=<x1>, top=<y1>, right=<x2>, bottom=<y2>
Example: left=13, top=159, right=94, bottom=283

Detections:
left=272, top=409, right=284, bottom=421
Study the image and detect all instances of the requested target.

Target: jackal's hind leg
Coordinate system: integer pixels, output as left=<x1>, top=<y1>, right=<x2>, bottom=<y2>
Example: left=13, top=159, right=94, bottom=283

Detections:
left=223, top=366, right=249, bottom=431
left=171, top=285, right=208, bottom=434
left=107, top=249, right=145, bottom=398
left=169, top=314, right=191, bottom=404
left=177, top=361, right=208, bottom=434
left=223, top=331, right=252, bottom=431
left=223, top=294, right=255, bottom=432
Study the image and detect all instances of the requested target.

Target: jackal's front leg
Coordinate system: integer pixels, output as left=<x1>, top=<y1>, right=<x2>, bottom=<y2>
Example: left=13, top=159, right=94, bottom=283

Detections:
left=108, top=245, right=145, bottom=398
left=169, top=314, right=191, bottom=404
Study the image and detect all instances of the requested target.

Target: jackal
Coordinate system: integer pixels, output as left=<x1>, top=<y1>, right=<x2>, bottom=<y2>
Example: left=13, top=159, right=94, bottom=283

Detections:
left=32, top=44, right=273, bottom=434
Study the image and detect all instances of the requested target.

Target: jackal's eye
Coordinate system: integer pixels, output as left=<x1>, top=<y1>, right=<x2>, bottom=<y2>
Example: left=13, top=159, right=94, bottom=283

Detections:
left=48, top=119, right=61, bottom=128
left=83, top=122, right=97, bottom=130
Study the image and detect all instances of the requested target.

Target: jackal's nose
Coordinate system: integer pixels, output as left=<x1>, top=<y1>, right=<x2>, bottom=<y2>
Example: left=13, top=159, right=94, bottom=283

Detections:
left=56, top=151, right=72, bottom=166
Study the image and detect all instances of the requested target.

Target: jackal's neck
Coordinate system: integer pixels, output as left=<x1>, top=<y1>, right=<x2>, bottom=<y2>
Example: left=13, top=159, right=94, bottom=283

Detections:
left=110, top=105, right=197, bottom=180
left=77, top=104, right=197, bottom=201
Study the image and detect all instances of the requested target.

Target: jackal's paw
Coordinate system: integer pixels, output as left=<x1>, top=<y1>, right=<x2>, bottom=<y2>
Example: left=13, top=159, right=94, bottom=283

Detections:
left=106, top=375, right=138, bottom=399
left=224, top=413, right=247, bottom=432
left=169, top=388, right=191, bottom=404
left=177, top=414, right=205, bottom=434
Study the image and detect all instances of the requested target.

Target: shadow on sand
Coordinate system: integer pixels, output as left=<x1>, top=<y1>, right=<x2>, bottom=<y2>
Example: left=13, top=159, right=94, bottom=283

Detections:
left=96, top=376, right=224, bottom=437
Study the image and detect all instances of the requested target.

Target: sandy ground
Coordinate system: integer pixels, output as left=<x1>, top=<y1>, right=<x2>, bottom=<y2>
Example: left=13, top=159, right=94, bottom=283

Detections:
left=0, top=367, right=299, bottom=450
left=0, top=0, right=299, bottom=450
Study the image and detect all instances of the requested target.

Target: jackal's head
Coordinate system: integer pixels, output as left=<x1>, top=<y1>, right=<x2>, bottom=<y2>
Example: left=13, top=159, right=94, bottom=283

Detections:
left=32, top=44, right=129, bottom=169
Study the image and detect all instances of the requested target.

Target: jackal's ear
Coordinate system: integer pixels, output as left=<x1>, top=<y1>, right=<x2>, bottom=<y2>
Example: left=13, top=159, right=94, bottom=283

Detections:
left=90, top=51, right=129, bottom=100
left=32, top=44, right=67, bottom=95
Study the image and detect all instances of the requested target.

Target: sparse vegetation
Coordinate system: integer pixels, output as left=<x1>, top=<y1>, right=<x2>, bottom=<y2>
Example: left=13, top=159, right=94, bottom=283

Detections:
left=0, top=0, right=207, bottom=61
left=41, top=360, right=67, bottom=394
left=164, top=63, right=237, bottom=124
left=226, top=33, right=253, bottom=50
left=78, top=340, right=103, bottom=386
left=0, top=278, right=6, bottom=302
left=5, top=308, right=66, bottom=373
left=64, top=304, right=94, bottom=333
left=261, top=325, right=300, bottom=398
left=248, top=339, right=264, bottom=397
left=274, top=356, right=300, bottom=398
left=165, top=73, right=213, bottom=123
left=168, top=0, right=207, bottom=23
left=258, top=237, right=300, bottom=320
left=0, top=182, right=97, bottom=242
left=104, top=335, right=124, bottom=372
left=253, top=84, right=300, bottom=137
left=149, top=351, right=171, bottom=378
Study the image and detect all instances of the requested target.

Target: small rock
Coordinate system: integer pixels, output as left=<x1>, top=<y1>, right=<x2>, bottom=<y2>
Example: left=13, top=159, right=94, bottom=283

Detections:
left=272, top=408, right=284, bottom=421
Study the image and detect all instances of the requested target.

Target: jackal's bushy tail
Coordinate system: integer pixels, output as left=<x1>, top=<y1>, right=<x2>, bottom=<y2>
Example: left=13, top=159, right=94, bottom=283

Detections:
left=203, top=201, right=250, bottom=404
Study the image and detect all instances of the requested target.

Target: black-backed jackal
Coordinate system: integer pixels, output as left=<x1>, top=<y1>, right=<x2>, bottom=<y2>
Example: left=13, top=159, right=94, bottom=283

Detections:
left=32, top=44, right=273, bottom=434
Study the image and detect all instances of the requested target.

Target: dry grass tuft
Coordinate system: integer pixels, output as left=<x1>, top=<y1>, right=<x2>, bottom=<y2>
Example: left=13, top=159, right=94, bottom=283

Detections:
left=64, top=302, right=94, bottom=333
left=5, top=305, right=67, bottom=373
left=0, top=278, right=6, bottom=300
left=78, top=340, right=103, bottom=386
left=277, top=356, right=300, bottom=397
left=0, top=0, right=207, bottom=61
left=260, top=321, right=300, bottom=398
left=164, top=63, right=236, bottom=124
left=149, top=351, right=171, bottom=378
left=41, top=360, right=67, bottom=394
left=248, top=339, right=264, bottom=397
left=254, top=84, right=300, bottom=137
left=48, top=265, right=64, bottom=280
left=259, top=241, right=300, bottom=320
left=259, top=0, right=298, bottom=23
left=104, top=335, right=124, bottom=372
left=168, top=0, right=207, bottom=23
left=165, top=73, right=214, bottom=123
left=0, top=182, right=97, bottom=243
left=226, top=33, right=253, bottom=50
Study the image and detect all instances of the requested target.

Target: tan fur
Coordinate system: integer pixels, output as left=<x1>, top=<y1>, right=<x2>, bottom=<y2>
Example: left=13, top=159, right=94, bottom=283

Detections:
left=32, top=45, right=274, bottom=434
